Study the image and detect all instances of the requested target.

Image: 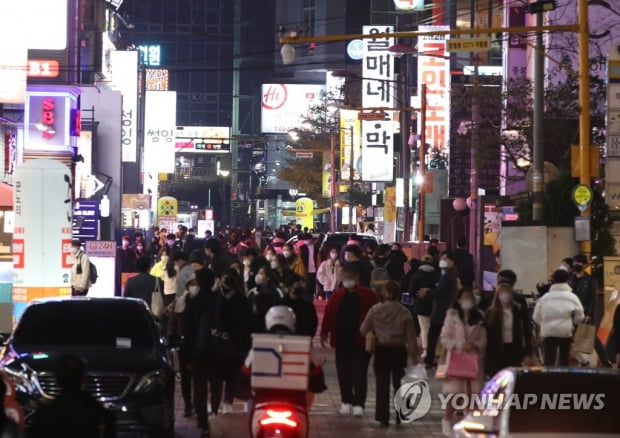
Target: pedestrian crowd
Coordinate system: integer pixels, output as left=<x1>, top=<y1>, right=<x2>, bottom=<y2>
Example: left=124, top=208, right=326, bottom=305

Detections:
left=61, top=228, right=620, bottom=437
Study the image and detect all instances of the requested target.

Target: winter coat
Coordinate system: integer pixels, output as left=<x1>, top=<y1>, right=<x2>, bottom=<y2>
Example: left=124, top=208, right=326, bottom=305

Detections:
left=71, top=250, right=92, bottom=290
left=440, top=308, right=487, bottom=394
left=454, top=247, right=475, bottom=289
left=569, top=273, right=597, bottom=318
left=533, top=283, right=584, bottom=338
left=360, top=301, right=418, bottom=358
left=407, top=264, right=439, bottom=316
left=485, top=302, right=532, bottom=376
left=317, top=259, right=340, bottom=292
left=320, top=285, right=379, bottom=348
left=429, top=268, right=459, bottom=325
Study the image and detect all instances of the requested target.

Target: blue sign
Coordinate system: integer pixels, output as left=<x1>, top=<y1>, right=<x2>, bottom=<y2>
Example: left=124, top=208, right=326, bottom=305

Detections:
left=73, top=200, right=100, bottom=241
left=346, top=39, right=364, bottom=61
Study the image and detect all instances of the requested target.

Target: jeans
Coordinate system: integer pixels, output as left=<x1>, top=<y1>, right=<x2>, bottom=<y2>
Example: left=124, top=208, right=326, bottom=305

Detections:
left=335, top=345, right=371, bottom=407
left=373, top=346, right=406, bottom=423
left=417, top=315, right=431, bottom=351
left=425, top=323, right=443, bottom=366
left=543, top=337, right=572, bottom=366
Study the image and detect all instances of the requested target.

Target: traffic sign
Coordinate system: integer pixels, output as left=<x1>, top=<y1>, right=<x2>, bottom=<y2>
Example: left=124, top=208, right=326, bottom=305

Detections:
left=447, top=37, right=491, bottom=52
left=358, top=111, right=388, bottom=121
left=295, top=152, right=314, bottom=159
left=572, top=184, right=593, bottom=212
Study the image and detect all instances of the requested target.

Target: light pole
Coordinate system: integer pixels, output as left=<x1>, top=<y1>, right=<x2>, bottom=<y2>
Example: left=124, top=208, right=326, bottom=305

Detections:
left=329, top=134, right=337, bottom=232
left=418, top=84, right=427, bottom=243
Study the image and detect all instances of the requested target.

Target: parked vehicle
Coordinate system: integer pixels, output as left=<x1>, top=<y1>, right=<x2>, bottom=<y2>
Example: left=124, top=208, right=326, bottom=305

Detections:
left=0, top=297, right=175, bottom=437
left=453, top=367, right=620, bottom=437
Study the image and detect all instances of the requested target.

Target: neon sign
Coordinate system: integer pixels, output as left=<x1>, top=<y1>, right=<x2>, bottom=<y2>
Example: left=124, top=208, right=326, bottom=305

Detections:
left=41, top=98, right=56, bottom=139
left=27, top=60, right=60, bottom=78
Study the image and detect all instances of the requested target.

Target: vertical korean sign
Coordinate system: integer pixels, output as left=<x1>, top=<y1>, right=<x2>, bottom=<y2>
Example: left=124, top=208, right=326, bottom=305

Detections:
left=418, top=26, right=450, bottom=155
left=362, top=26, right=395, bottom=182
left=13, top=159, right=72, bottom=313
left=111, top=50, right=138, bottom=162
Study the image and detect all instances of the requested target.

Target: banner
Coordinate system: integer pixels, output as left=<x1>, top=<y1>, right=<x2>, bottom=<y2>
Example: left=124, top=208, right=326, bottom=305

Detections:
left=361, top=25, right=395, bottom=182
left=339, top=109, right=361, bottom=181
left=418, top=25, right=450, bottom=154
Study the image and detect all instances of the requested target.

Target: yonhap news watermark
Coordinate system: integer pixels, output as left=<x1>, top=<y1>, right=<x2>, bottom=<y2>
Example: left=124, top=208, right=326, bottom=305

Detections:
left=394, top=380, right=607, bottom=423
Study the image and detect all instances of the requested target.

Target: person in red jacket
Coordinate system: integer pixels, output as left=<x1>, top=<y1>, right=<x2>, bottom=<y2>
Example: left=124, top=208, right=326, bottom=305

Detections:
left=320, top=263, right=379, bottom=418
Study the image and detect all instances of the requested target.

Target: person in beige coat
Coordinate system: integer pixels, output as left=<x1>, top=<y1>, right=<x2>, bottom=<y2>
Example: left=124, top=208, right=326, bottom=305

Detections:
left=439, top=288, right=487, bottom=436
left=70, top=239, right=91, bottom=296
left=360, top=280, right=419, bottom=427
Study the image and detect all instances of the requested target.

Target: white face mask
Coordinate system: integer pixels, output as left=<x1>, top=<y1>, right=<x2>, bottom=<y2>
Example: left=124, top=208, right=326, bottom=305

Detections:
left=255, top=273, right=265, bottom=285
left=330, top=252, right=339, bottom=260
left=270, top=260, right=279, bottom=270
left=71, top=247, right=78, bottom=255
left=460, top=300, right=474, bottom=310
left=344, top=253, right=353, bottom=262
left=266, top=254, right=275, bottom=262
left=122, top=241, right=130, bottom=248
left=243, top=259, right=251, bottom=267
left=188, top=285, right=200, bottom=297
left=174, top=265, right=180, bottom=273
left=438, top=260, right=449, bottom=269
left=283, top=251, right=293, bottom=258
left=136, top=245, right=144, bottom=252
left=160, top=255, right=169, bottom=263
left=167, top=240, right=175, bottom=247
left=474, top=295, right=482, bottom=305
left=558, top=264, right=568, bottom=271
left=342, top=279, right=356, bottom=289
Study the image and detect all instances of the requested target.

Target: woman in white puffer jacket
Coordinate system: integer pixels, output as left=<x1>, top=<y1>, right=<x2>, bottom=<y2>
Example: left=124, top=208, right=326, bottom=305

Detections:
left=533, top=269, right=584, bottom=366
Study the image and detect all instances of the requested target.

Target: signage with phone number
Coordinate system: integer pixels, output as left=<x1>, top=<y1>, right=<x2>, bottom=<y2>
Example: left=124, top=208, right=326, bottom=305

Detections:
left=85, top=241, right=116, bottom=257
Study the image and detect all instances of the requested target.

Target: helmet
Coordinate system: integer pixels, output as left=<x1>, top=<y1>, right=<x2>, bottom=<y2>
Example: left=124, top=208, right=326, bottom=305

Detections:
left=265, top=305, right=296, bottom=334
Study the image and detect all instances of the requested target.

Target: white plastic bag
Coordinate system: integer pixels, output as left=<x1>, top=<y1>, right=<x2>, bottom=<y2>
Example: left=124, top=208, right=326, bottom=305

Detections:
left=404, top=364, right=428, bottom=381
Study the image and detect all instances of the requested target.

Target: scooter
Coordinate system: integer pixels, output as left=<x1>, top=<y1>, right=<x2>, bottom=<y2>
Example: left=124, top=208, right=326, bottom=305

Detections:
left=249, top=390, right=309, bottom=438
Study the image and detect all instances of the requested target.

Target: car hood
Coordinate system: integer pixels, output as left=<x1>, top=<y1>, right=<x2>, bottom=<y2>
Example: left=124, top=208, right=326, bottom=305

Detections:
left=2, top=346, right=168, bottom=375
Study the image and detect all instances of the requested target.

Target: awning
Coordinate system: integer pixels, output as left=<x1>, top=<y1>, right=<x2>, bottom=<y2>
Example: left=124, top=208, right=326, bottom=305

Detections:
left=0, top=183, right=13, bottom=207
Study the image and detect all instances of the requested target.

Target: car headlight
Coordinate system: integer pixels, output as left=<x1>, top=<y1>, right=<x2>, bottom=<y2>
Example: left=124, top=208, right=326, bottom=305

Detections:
left=134, top=370, right=168, bottom=394
left=4, top=364, right=38, bottom=395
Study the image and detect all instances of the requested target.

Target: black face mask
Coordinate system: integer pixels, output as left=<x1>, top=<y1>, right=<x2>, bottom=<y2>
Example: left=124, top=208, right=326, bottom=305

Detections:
left=292, top=287, right=304, bottom=297
left=223, top=278, right=236, bottom=289
left=573, top=264, right=584, bottom=273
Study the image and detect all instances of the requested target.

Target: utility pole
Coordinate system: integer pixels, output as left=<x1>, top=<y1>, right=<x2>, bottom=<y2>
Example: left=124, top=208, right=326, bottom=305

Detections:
left=401, top=56, right=412, bottom=242
left=469, top=56, right=481, bottom=263
left=348, top=126, right=354, bottom=232
left=532, top=10, right=545, bottom=221
left=577, top=0, right=591, bottom=258
left=230, top=0, right=242, bottom=226
left=417, top=84, right=427, bottom=243
left=330, top=134, right=336, bottom=232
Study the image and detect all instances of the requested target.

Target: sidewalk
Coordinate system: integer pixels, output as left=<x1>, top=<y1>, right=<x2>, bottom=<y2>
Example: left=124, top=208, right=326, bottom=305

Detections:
left=172, top=299, right=446, bottom=437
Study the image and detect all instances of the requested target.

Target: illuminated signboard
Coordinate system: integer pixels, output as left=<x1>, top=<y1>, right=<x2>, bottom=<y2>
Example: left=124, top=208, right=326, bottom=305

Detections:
left=361, top=25, right=395, bottom=182
left=261, top=84, right=325, bottom=133
left=27, top=0, right=68, bottom=50
left=145, top=69, right=169, bottom=91
left=24, top=89, right=77, bottom=152
left=175, top=126, right=230, bottom=153
left=418, top=25, right=450, bottom=154
left=27, top=60, right=60, bottom=78
left=0, top=3, right=28, bottom=103
left=138, top=45, right=161, bottom=66
left=111, top=51, right=138, bottom=162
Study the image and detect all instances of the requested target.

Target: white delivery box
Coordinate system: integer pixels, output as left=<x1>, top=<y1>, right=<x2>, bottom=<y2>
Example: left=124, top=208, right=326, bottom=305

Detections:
left=250, top=333, right=312, bottom=391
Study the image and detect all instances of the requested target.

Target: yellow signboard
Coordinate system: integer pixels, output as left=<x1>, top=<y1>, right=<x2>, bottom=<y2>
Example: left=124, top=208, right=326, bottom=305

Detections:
left=572, top=184, right=593, bottom=206
left=446, top=38, right=491, bottom=52
left=295, top=197, right=314, bottom=230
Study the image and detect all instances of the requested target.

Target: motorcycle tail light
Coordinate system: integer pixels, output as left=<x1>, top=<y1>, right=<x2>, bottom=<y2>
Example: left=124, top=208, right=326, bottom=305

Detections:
left=260, top=409, right=298, bottom=428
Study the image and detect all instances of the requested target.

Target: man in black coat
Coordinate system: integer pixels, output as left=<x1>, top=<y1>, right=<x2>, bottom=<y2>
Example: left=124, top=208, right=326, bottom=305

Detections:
left=280, top=274, right=319, bottom=337
left=124, top=256, right=158, bottom=306
left=453, top=236, right=475, bottom=288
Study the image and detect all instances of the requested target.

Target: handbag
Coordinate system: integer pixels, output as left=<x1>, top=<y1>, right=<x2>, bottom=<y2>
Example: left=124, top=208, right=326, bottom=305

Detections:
left=573, top=323, right=596, bottom=354
left=150, top=279, right=164, bottom=318
left=446, top=351, right=479, bottom=380
left=365, top=332, right=376, bottom=354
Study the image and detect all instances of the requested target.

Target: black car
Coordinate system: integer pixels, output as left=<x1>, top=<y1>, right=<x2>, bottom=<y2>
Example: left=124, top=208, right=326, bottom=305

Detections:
left=0, top=297, right=175, bottom=437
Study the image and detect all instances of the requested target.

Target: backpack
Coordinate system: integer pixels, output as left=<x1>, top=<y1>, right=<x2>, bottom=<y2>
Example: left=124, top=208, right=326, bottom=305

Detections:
left=77, top=254, right=98, bottom=284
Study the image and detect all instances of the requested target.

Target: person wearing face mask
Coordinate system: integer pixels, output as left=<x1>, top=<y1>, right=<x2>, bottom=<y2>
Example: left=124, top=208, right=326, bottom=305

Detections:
left=165, top=233, right=180, bottom=251
left=70, top=239, right=91, bottom=296
left=417, top=251, right=459, bottom=369
left=484, top=283, right=533, bottom=377
left=320, top=264, right=379, bottom=417
left=342, top=244, right=373, bottom=288
left=536, top=257, right=573, bottom=297
left=439, top=288, right=486, bottom=436
left=569, top=254, right=612, bottom=367
left=182, top=269, right=219, bottom=436
left=247, top=266, right=285, bottom=307
left=171, top=251, right=196, bottom=299
left=150, top=247, right=176, bottom=307
left=124, top=256, right=159, bottom=306
left=116, top=235, right=136, bottom=296
left=406, top=255, right=440, bottom=359
left=216, top=268, right=252, bottom=414
left=279, top=274, right=318, bottom=337
left=299, top=234, right=319, bottom=301
left=282, top=243, right=307, bottom=278
left=317, top=246, right=342, bottom=300
left=242, top=248, right=268, bottom=291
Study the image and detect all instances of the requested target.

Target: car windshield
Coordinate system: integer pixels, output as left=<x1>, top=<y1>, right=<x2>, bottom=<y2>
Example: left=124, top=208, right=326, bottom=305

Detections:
left=12, top=300, right=155, bottom=350
left=509, top=371, right=620, bottom=433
